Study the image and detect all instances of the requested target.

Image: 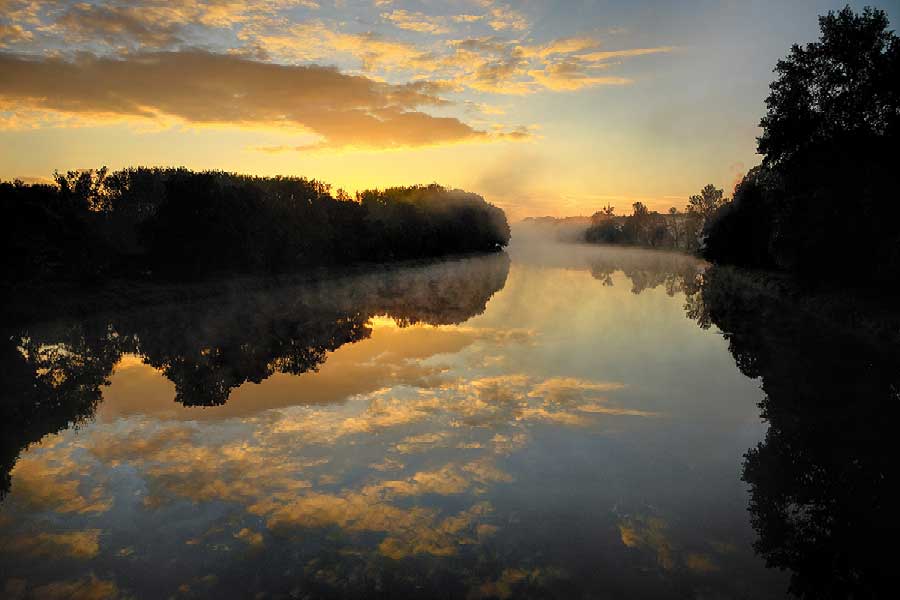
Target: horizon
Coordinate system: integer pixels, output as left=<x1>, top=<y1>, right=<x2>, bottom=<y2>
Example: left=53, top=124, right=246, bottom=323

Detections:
left=2, top=0, right=896, bottom=220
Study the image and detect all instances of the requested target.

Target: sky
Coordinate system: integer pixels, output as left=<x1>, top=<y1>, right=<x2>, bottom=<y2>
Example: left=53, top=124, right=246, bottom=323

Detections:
left=1, top=0, right=897, bottom=219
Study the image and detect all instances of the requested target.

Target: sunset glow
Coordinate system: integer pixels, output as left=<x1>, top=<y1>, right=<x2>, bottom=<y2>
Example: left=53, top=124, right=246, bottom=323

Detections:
left=2, top=0, right=890, bottom=218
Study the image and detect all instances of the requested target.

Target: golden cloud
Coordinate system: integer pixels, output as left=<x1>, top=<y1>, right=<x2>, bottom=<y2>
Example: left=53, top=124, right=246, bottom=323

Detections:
left=528, top=62, right=632, bottom=91
left=240, top=20, right=437, bottom=72
left=576, top=46, right=675, bottom=62
left=8, top=437, right=112, bottom=515
left=383, top=9, right=450, bottom=34
left=0, top=22, right=32, bottom=45
left=529, top=376, right=623, bottom=400
left=0, top=50, right=496, bottom=148
left=486, top=5, right=529, bottom=32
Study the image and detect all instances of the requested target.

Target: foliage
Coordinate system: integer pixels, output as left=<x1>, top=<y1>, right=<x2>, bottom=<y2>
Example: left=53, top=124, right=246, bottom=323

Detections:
left=686, top=184, right=726, bottom=220
left=702, top=166, right=779, bottom=268
left=758, top=6, right=899, bottom=167
left=703, top=6, right=900, bottom=287
left=585, top=200, right=704, bottom=253
left=0, top=169, right=509, bottom=284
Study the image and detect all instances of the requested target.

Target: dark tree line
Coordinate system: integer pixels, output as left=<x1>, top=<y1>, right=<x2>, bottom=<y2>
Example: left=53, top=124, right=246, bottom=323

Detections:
left=703, top=6, right=900, bottom=288
left=0, top=168, right=510, bottom=284
left=584, top=185, right=724, bottom=253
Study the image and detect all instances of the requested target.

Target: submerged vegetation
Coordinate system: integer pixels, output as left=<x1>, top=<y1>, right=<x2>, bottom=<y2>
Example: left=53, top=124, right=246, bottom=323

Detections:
left=1, top=168, right=509, bottom=285
left=587, top=6, right=900, bottom=289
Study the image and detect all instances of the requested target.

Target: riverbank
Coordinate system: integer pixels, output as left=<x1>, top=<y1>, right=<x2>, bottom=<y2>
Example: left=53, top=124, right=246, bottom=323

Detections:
left=1, top=250, right=509, bottom=327
left=3, top=169, right=510, bottom=287
left=697, top=264, right=900, bottom=346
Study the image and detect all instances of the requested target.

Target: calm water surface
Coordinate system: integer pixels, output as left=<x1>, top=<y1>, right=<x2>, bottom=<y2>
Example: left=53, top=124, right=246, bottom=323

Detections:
left=2, top=240, right=838, bottom=598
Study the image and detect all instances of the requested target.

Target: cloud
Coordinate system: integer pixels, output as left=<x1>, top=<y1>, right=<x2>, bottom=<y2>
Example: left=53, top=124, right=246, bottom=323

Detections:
left=51, top=2, right=188, bottom=48
left=520, top=36, right=603, bottom=59
left=0, top=22, right=32, bottom=45
left=29, top=575, right=119, bottom=600
left=619, top=514, right=723, bottom=573
left=0, top=49, right=495, bottom=149
left=1, top=4, right=673, bottom=102
left=233, top=527, right=264, bottom=547
left=8, top=436, right=112, bottom=514
left=619, top=515, right=675, bottom=570
left=528, top=61, right=632, bottom=91
left=239, top=20, right=436, bottom=72
left=486, top=5, right=529, bottom=32
left=576, top=46, right=675, bottom=62
left=527, top=377, right=626, bottom=407
left=3, top=530, right=102, bottom=560
left=2, top=0, right=322, bottom=52
left=440, top=37, right=671, bottom=95
left=383, top=9, right=450, bottom=34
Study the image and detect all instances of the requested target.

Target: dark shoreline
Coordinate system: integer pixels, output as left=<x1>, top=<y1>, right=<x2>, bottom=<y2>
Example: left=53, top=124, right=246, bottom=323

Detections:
left=1, top=249, right=509, bottom=327
left=575, top=238, right=900, bottom=344
left=696, top=263, right=900, bottom=346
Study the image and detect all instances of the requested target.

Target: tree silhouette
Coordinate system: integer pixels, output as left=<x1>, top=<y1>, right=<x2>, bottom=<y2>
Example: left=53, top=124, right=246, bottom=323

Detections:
left=586, top=199, right=698, bottom=251
left=686, top=184, right=725, bottom=220
left=702, top=6, right=900, bottom=287
left=0, top=169, right=510, bottom=285
left=759, top=6, right=900, bottom=168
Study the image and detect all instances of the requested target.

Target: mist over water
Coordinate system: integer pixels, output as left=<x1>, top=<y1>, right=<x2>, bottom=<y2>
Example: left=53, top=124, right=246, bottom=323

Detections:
left=6, top=233, right=885, bottom=598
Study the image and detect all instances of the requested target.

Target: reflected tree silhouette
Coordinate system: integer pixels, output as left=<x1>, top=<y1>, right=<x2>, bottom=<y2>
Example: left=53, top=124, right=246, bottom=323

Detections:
left=587, top=249, right=704, bottom=296
left=0, top=321, right=124, bottom=498
left=0, top=253, right=509, bottom=498
left=686, top=266, right=896, bottom=598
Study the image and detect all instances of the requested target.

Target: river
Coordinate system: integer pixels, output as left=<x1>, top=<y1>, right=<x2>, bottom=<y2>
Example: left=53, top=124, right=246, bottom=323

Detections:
left=3, top=238, right=891, bottom=599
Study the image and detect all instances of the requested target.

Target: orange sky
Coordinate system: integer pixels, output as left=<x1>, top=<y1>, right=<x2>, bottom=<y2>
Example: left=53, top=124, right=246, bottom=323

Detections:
left=1, top=0, right=894, bottom=219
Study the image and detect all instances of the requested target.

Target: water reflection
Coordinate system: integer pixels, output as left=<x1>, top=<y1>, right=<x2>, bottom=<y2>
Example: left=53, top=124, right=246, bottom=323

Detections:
left=1, top=253, right=510, bottom=497
left=3, top=243, right=881, bottom=598
left=686, top=266, right=896, bottom=598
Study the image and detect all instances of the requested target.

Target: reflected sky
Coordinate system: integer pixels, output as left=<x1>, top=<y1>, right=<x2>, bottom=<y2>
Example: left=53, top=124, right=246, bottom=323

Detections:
left=0, top=242, right=788, bottom=599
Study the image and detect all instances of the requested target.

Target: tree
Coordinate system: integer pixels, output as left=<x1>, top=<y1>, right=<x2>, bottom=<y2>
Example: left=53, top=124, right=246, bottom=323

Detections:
left=686, top=184, right=726, bottom=220
left=54, top=166, right=109, bottom=211
left=1, top=169, right=511, bottom=284
left=631, top=201, right=648, bottom=217
left=758, top=6, right=900, bottom=168
left=756, top=6, right=900, bottom=285
left=665, top=207, right=682, bottom=249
